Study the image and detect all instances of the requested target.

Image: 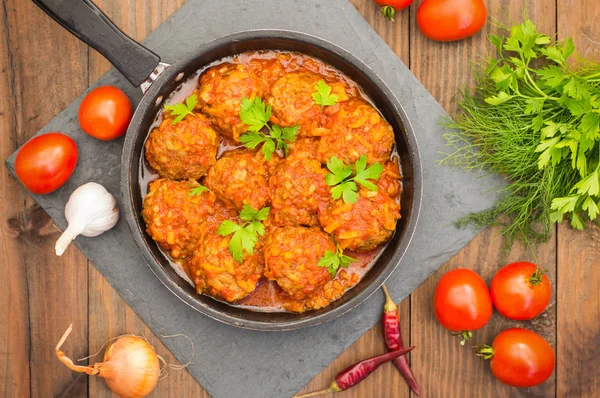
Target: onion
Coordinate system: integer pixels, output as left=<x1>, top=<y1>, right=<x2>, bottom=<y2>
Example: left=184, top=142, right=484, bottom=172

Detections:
left=56, top=325, right=160, bottom=398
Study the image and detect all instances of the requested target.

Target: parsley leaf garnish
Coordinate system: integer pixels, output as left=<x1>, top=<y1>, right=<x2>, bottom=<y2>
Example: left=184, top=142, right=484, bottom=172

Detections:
left=240, top=97, right=271, bottom=132
left=238, top=97, right=297, bottom=160
left=189, top=185, right=210, bottom=197
left=325, top=155, right=384, bottom=204
left=312, top=80, right=339, bottom=107
left=217, top=204, right=270, bottom=263
left=318, top=246, right=357, bottom=278
left=164, top=94, right=198, bottom=124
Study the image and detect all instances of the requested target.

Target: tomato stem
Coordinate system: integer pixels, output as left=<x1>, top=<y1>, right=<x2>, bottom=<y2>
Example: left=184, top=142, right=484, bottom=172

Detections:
left=475, top=344, right=495, bottom=360
left=452, top=330, right=473, bottom=345
left=529, top=268, right=547, bottom=286
left=380, top=6, right=396, bottom=22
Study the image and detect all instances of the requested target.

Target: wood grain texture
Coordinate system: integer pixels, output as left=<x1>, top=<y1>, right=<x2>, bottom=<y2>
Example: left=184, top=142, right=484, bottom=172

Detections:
left=0, top=0, right=30, bottom=395
left=556, top=2, right=600, bottom=396
left=1, top=0, right=599, bottom=397
left=1, top=0, right=90, bottom=397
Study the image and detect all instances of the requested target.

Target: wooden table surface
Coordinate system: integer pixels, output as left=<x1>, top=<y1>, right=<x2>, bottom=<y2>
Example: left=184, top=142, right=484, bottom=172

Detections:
left=1, top=0, right=599, bottom=397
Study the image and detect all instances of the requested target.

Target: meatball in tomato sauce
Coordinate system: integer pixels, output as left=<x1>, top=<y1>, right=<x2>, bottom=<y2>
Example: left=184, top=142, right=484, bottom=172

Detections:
left=142, top=179, right=216, bottom=260
left=269, top=155, right=329, bottom=227
left=197, top=63, right=263, bottom=142
left=204, top=149, right=271, bottom=211
left=318, top=98, right=395, bottom=166
left=264, top=226, right=335, bottom=300
left=267, top=71, right=349, bottom=137
left=319, top=188, right=401, bottom=252
left=188, top=222, right=264, bottom=303
left=145, top=113, right=219, bottom=180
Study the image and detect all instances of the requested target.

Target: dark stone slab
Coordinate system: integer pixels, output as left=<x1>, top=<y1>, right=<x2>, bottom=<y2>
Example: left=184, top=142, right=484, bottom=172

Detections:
left=6, top=1, right=502, bottom=397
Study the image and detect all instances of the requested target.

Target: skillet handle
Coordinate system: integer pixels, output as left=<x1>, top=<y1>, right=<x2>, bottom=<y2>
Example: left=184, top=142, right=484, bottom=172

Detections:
left=32, top=0, right=161, bottom=87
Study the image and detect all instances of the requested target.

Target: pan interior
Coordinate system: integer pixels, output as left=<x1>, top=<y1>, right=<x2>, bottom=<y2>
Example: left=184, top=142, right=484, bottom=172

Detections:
left=125, top=33, right=419, bottom=329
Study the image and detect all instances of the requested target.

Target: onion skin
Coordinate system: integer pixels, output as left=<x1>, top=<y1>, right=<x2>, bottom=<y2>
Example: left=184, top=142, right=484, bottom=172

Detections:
left=100, top=336, right=160, bottom=398
left=56, top=325, right=160, bottom=398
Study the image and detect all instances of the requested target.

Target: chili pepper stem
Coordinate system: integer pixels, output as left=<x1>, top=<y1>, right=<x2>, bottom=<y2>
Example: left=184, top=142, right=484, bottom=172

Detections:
left=475, top=344, right=495, bottom=360
left=529, top=268, right=548, bottom=286
left=294, top=381, right=341, bottom=398
left=381, top=283, right=398, bottom=312
left=452, top=330, right=473, bottom=345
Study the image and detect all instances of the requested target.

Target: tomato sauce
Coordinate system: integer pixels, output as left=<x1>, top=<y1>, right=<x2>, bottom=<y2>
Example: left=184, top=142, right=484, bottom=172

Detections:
left=139, top=50, right=402, bottom=313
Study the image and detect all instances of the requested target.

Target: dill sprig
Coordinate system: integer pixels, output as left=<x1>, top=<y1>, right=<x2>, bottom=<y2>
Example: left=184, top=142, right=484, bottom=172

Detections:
left=441, top=19, right=600, bottom=251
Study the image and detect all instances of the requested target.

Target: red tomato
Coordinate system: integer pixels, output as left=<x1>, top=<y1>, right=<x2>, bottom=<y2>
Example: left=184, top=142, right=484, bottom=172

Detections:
left=490, top=262, right=551, bottom=320
left=478, top=328, right=555, bottom=388
left=78, top=86, right=132, bottom=140
left=417, top=0, right=487, bottom=42
left=433, top=268, right=492, bottom=342
left=15, top=133, right=78, bottom=194
left=374, top=0, right=413, bottom=21
left=375, top=0, right=413, bottom=9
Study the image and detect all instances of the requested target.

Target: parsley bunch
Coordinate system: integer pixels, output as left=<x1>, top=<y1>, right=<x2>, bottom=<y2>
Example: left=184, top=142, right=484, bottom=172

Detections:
left=442, top=19, right=600, bottom=249
left=217, top=205, right=270, bottom=263
left=164, top=94, right=198, bottom=124
left=239, top=97, right=298, bottom=160
left=325, top=155, right=384, bottom=203
left=318, top=246, right=357, bottom=278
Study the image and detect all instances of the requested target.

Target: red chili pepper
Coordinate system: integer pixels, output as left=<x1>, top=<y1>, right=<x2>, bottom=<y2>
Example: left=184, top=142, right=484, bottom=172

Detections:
left=294, top=346, right=414, bottom=397
left=381, top=284, right=420, bottom=395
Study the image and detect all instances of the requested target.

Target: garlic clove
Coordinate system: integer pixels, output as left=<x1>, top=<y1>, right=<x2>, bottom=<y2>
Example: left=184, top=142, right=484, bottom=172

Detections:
left=55, top=182, right=119, bottom=256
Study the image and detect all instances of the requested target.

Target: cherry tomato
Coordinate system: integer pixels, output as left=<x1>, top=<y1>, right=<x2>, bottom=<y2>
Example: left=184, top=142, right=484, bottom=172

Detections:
left=375, top=0, right=413, bottom=21
left=433, top=268, right=492, bottom=343
left=15, top=133, right=78, bottom=194
left=417, top=0, right=487, bottom=42
left=491, top=262, right=551, bottom=321
left=477, top=328, right=555, bottom=388
left=78, top=86, right=132, bottom=140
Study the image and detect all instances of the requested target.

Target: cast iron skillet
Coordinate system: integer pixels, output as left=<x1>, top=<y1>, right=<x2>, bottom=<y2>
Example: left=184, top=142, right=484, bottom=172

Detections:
left=34, top=0, right=423, bottom=331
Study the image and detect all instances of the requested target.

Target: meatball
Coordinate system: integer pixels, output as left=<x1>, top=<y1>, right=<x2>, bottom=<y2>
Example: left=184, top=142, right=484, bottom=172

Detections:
left=145, top=113, right=219, bottom=180
left=187, top=222, right=264, bottom=303
left=264, top=226, right=335, bottom=300
left=204, top=149, right=270, bottom=211
left=267, top=71, right=349, bottom=137
left=317, top=99, right=395, bottom=165
left=319, top=188, right=401, bottom=251
left=246, top=56, right=287, bottom=91
left=270, top=156, right=329, bottom=226
left=288, top=137, right=319, bottom=159
left=142, top=179, right=216, bottom=260
left=378, top=159, right=403, bottom=198
left=197, top=63, right=263, bottom=141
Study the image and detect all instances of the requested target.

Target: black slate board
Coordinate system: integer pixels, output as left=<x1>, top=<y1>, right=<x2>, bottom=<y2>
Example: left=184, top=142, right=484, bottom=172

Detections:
left=6, top=1, right=502, bottom=397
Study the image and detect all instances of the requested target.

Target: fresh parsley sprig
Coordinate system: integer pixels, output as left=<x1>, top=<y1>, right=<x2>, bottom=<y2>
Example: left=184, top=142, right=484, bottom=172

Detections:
left=318, top=246, right=357, bottom=278
left=189, top=184, right=210, bottom=197
left=325, top=155, right=384, bottom=204
left=217, top=204, right=270, bottom=263
left=441, top=18, right=600, bottom=248
left=164, top=94, right=198, bottom=124
left=312, top=80, right=339, bottom=107
left=238, top=97, right=298, bottom=160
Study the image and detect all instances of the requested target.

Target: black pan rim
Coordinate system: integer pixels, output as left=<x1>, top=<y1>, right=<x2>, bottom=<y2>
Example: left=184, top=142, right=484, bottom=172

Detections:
left=121, top=29, right=423, bottom=331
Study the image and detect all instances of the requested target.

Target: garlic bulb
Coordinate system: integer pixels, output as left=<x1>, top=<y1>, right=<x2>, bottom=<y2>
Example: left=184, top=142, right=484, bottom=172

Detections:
left=55, top=182, right=119, bottom=256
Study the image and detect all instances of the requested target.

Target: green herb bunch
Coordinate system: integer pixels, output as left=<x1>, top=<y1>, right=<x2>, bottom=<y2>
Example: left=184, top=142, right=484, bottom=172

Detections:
left=443, top=19, right=600, bottom=248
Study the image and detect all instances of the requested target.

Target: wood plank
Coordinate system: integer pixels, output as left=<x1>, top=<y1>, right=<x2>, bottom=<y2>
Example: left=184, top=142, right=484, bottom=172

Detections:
left=1, top=0, right=91, bottom=396
left=408, top=0, right=558, bottom=397
left=298, top=1, right=413, bottom=397
left=85, top=1, right=207, bottom=397
left=0, top=0, right=30, bottom=396
left=556, top=1, right=600, bottom=396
